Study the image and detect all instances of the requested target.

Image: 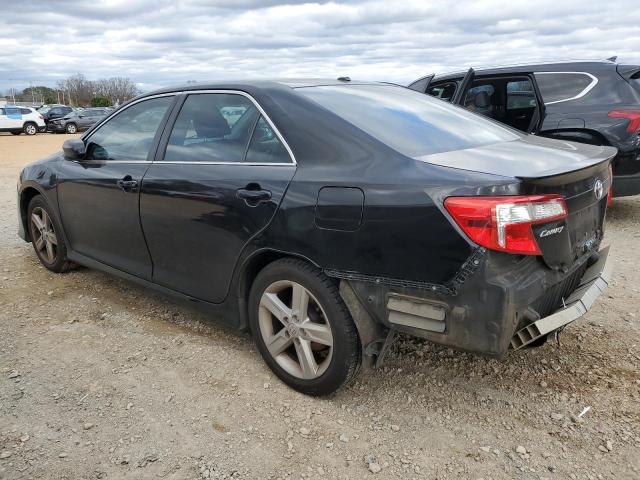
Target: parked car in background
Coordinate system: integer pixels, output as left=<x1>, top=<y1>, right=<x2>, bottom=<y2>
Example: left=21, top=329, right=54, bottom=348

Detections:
left=38, top=104, right=73, bottom=127
left=409, top=60, right=640, bottom=197
left=48, top=108, right=111, bottom=134
left=17, top=80, right=613, bottom=395
left=0, top=105, right=45, bottom=135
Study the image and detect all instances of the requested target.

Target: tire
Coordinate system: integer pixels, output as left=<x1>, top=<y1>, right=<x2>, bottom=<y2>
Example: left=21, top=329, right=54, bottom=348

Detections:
left=23, top=122, right=37, bottom=135
left=65, top=123, right=77, bottom=134
left=10, top=131, right=21, bottom=136
left=248, top=258, right=361, bottom=395
left=27, top=196, right=73, bottom=273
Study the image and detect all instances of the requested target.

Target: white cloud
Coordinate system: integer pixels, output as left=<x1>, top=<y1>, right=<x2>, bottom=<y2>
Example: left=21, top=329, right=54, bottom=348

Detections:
left=1, top=0, right=639, bottom=92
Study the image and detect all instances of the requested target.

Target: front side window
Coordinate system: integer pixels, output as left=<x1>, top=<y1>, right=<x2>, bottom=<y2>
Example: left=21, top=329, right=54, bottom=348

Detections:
left=85, top=96, right=173, bottom=161
left=164, top=93, right=260, bottom=163
left=298, top=84, right=518, bottom=158
left=426, top=82, right=457, bottom=101
left=534, top=72, right=595, bottom=104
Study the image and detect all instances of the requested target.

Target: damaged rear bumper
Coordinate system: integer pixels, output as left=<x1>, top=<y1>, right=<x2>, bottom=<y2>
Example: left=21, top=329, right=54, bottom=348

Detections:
left=340, top=246, right=613, bottom=361
left=510, top=245, right=612, bottom=349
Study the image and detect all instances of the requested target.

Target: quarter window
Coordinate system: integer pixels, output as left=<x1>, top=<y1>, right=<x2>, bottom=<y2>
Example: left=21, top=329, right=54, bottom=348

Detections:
left=534, top=72, right=596, bottom=104
left=85, top=96, right=173, bottom=161
left=20, top=108, right=32, bottom=114
left=245, top=116, right=290, bottom=164
left=164, top=93, right=260, bottom=163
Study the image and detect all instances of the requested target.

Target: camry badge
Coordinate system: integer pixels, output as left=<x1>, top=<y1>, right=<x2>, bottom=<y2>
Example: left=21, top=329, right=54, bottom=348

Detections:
left=593, top=179, right=604, bottom=200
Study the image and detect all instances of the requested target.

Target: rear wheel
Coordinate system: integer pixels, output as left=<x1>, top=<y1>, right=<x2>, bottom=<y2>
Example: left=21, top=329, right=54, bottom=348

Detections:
left=249, top=258, right=361, bottom=395
left=65, top=123, right=77, bottom=134
left=27, top=196, right=72, bottom=273
left=23, top=122, right=37, bottom=135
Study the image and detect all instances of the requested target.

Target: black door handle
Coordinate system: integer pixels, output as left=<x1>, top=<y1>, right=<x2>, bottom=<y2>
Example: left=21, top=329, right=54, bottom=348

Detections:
left=236, top=186, right=272, bottom=205
left=117, top=176, right=138, bottom=192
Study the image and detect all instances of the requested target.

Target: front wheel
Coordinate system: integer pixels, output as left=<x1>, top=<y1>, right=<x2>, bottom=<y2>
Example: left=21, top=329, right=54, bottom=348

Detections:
left=23, top=122, right=37, bottom=135
left=27, top=196, right=72, bottom=273
left=11, top=131, right=21, bottom=136
left=249, top=258, right=361, bottom=395
left=65, top=123, right=77, bottom=134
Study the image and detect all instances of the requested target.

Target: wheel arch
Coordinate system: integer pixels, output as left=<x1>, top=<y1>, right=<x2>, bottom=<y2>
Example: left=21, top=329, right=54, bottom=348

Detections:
left=234, top=249, right=324, bottom=330
left=19, top=186, right=45, bottom=242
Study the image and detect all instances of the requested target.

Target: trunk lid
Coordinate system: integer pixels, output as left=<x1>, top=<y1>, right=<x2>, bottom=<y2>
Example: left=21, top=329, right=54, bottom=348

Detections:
left=420, top=134, right=615, bottom=270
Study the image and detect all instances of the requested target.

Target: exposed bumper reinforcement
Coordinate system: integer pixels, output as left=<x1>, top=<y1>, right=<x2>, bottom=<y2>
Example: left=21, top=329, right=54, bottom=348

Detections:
left=510, top=246, right=612, bottom=350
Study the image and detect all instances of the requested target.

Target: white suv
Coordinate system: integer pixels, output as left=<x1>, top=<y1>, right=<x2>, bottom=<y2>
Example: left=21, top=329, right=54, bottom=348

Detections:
left=0, top=106, right=46, bottom=135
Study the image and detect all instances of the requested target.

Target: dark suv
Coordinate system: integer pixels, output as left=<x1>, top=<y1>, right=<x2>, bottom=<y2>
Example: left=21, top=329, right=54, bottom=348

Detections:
left=38, top=105, right=73, bottom=127
left=409, top=60, right=640, bottom=197
left=48, top=108, right=111, bottom=134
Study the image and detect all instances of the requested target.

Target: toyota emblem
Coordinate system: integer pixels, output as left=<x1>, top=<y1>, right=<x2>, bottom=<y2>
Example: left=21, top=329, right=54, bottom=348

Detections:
left=593, top=179, right=604, bottom=200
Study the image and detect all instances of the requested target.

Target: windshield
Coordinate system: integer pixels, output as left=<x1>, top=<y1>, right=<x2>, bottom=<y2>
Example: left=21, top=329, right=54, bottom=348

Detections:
left=38, top=106, right=51, bottom=114
left=297, top=84, right=519, bottom=157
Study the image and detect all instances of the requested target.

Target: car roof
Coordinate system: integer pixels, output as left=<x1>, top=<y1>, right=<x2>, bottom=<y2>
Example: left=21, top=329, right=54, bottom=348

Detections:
left=430, top=60, right=617, bottom=82
left=139, top=78, right=384, bottom=97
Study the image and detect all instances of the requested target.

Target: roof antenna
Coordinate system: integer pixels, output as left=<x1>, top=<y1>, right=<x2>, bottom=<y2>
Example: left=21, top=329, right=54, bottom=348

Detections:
left=606, top=56, right=617, bottom=62
left=337, top=76, right=351, bottom=82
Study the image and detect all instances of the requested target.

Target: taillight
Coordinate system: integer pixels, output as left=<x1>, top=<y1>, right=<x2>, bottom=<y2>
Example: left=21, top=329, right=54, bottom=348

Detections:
left=38, top=114, right=44, bottom=119
left=444, top=195, right=568, bottom=255
left=608, top=110, right=640, bottom=133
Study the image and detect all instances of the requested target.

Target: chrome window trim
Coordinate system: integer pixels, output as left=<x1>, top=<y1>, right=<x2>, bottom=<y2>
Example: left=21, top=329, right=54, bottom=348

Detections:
left=534, top=71, right=598, bottom=105
left=161, top=89, right=297, bottom=166
left=80, top=89, right=297, bottom=166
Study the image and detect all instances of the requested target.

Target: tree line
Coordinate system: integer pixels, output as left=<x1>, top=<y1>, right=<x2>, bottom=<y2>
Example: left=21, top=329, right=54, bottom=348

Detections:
left=4, top=74, right=139, bottom=107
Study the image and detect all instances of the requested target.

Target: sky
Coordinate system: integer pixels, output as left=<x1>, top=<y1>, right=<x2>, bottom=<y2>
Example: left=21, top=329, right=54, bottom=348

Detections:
left=1, top=0, right=639, bottom=93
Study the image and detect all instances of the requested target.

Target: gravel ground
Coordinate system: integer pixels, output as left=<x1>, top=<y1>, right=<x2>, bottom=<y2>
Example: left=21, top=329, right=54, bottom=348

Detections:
left=1, top=133, right=639, bottom=480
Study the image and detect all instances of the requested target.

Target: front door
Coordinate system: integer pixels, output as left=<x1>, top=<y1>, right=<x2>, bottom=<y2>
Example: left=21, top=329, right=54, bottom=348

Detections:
left=56, top=95, right=176, bottom=278
left=140, top=92, right=296, bottom=303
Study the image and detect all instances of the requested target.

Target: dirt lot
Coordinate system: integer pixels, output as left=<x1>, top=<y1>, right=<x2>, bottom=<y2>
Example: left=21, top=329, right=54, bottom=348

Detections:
left=1, top=133, right=639, bottom=480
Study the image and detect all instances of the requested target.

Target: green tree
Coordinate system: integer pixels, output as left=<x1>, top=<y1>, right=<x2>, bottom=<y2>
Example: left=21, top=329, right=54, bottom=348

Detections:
left=90, top=96, right=111, bottom=107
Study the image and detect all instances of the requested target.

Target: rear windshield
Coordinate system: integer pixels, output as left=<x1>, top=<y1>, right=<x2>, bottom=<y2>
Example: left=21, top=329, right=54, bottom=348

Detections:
left=297, top=84, right=517, bottom=157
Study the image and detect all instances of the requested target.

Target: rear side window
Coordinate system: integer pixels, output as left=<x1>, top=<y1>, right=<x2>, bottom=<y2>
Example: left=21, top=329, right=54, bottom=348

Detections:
left=85, top=96, right=173, bottom=161
left=0, top=108, right=4, bottom=115
left=534, top=72, right=596, bottom=104
left=506, top=79, right=537, bottom=109
left=164, top=93, right=259, bottom=163
left=298, top=84, right=517, bottom=158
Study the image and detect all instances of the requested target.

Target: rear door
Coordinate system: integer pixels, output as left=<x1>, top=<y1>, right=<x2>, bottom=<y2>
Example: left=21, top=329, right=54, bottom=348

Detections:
left=5, top=107, right=22, bottom=128
left=140, top=91, right=296, bottom=303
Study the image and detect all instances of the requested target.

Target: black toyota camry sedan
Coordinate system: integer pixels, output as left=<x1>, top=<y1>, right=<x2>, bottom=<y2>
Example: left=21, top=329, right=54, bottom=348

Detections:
left=17, top=79, right=614, bottom=395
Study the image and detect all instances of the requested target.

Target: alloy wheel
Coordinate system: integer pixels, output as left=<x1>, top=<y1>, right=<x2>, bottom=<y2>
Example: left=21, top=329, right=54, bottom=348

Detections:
left=30, top=207, right=58, bottom=264
left=258, top=280, right=334, bottom=380
left=66, top=124, right=77, bottom=134
left=25, top=124, right=37, bottom=135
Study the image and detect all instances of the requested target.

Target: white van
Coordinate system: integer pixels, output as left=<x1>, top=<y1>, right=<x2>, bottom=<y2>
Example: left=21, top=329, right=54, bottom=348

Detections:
left=0, top=106, right=46, bottom=135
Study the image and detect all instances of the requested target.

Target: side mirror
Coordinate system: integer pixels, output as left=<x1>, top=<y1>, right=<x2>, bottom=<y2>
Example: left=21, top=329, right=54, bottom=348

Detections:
left=63, top=138, right=86, bottom=160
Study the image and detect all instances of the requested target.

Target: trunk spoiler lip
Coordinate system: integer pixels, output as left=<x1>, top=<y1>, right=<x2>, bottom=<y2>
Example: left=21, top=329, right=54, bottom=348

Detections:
left=515, top=151, right=616, bottom=182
